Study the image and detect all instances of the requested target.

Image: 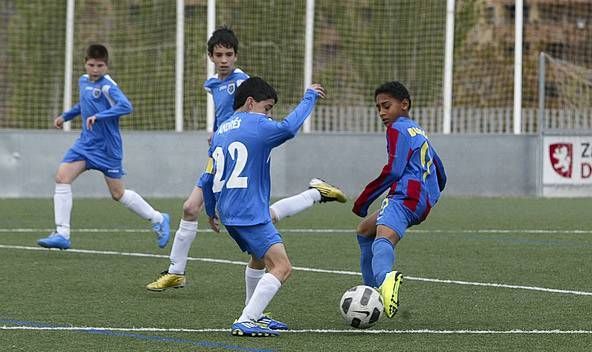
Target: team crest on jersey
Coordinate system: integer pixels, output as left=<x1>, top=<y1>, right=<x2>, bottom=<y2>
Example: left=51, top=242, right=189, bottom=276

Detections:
left=549, top=143, right=573, bottom=178
left=92, top=88, right=101, bottom=98
left=227, top=83, right=235, bottom=94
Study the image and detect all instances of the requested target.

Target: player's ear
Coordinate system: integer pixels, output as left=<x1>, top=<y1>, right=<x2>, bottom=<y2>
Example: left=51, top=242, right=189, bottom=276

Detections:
left=245, top=97, right=254, bottom=111
left=402, top=98, right=410, bottom=111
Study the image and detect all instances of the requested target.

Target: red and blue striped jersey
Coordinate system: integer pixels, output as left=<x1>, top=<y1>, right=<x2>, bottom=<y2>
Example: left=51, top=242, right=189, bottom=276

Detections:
left=353, top=116, right=446, bottom=218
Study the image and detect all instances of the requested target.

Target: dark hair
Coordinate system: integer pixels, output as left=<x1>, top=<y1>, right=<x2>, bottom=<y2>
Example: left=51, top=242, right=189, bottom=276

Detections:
left=207, top=26, right=239, bottom=55
left=233, top=77, right=278, bottom=110
left=85, top=44, right=109, bottom=64
left=374, top=81, right=411, bottom=110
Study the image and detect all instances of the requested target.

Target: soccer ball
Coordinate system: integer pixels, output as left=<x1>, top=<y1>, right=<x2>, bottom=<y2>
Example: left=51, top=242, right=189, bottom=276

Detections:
left=339, top=285, right=384, bottom=329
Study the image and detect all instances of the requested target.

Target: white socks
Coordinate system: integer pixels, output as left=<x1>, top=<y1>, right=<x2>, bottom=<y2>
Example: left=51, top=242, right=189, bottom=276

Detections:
left=238, top=273, right=282, bottom=322
left=168, top=220, right=198, bottom=274
left=269, top=189, right=321, bottom=222
left=54, top=183, right=72, bottom=238
left=119, top=189, right=163, bottom=224
left=245, top=266, right=266, bottom=305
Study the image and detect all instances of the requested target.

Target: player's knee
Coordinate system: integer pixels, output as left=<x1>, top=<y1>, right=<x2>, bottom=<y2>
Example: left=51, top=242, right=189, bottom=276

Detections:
left=54, top=174, right=69, bottom=184
left=270, top=209, right=279, bottom=224
left=276, top=262, right=292, bottom=283
left=356, top=221, right=374, bottom=237
left=182, top=199, right=202, bottom=220
left=110, top=189, right=124, bottom=201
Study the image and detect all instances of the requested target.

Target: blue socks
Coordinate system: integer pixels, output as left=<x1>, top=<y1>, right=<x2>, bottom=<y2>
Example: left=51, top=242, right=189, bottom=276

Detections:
left=372, top=237, right=395, bottom=287
left=357, top=235, right=375, bottom=287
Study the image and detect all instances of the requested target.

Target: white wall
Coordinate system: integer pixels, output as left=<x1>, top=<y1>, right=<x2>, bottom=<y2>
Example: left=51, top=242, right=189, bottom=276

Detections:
left=0, top=131, right=538, bottom=198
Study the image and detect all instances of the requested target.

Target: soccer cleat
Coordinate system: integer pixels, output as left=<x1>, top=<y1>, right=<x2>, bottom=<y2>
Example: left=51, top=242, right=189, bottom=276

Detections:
left=257, top=313, right=289, bottom=330
left=378, top=271, right=403, bottom=318
left=152, top=213, right=170, bottom=248
left=37, top=232, right=71, bottom=250
left=308, top=178, right=347, bottom=203
left=146, top=271, right=186, bottom=292
left=231, top=320, right=279, bottom=337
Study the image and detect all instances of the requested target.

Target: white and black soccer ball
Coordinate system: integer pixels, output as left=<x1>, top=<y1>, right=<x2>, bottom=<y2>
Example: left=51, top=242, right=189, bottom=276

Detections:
left=339, top=285, right=384, bottom=329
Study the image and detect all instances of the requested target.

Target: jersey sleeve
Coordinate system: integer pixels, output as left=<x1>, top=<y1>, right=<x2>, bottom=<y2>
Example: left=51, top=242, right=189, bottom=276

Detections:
left=202, top=148, right=217, bottom=218
left=352, top=126, right=412, bottom=217
left=257, top=89, right=319, bottom=148
left=95, top=84, right=133, bottom=120
left=432, top=149, right=447, bottom=191
left=62, top=103, right=81, bottom=122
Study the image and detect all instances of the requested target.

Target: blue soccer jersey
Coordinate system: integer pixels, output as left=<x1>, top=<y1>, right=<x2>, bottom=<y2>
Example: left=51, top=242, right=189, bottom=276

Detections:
left=62, top=74, right=132, bottom=162
left=353, top=116, right=446, bottom=219
left=203, top=68, right=249, bottom=131
left=202, top=89, right=321, bottom=226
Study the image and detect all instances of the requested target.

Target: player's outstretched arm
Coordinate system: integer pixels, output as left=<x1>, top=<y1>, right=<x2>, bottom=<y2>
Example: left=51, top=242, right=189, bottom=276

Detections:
left=86, top=115, right=97, bottom=130
left=352, top=127, right=411, bottom=217
left=433, top=151, right=447, bottom=191
left=53, top=115, right=65, bottom=129
left=58, top=103, right=82, bottom=127
left=94, top=85, right=133, bottom=120
left=260, top=84, right=325, bottom=147
left=308, top=83, right=327, bottom=99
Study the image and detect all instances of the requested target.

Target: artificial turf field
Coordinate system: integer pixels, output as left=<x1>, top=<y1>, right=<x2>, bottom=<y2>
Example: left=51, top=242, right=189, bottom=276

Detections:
left=1, top=197, right=591, bottom=351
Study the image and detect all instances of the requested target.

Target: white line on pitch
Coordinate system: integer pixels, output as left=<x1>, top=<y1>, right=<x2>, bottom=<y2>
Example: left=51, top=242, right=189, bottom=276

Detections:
left=1, top=326, right=591, bottom=334
left=2, top=228, right=592, bottom=234
left=1, top=244, right=591, bottom=297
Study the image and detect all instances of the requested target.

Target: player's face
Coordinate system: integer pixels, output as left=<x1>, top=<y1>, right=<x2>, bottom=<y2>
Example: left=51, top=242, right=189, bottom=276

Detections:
left=247, top=97, right=275, bottom=116
left=209, top=45, right=237, bottom=80
left=85, top=59, right=108, bottom=82
left=375, top=93, right=409, bottom=126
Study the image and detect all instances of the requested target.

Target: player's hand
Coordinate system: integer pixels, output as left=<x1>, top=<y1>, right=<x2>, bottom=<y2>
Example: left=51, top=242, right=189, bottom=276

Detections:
left=86, top=115, right=97, bottom=130
left=207, top=131, right=214, bottom=145
left=308, top=83, right=327, bottom=99
left=208, top=216, right=220, bottom=233
left=53, top=115, right=65, bottom=129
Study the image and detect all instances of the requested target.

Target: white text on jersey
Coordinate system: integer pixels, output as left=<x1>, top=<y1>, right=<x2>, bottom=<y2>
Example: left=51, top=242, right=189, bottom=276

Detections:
left=218, top=117, right=242, bottom=134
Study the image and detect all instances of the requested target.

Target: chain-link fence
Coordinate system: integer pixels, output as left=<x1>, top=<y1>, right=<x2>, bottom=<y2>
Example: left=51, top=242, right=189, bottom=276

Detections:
left=1, top=0, right=592, bottom=133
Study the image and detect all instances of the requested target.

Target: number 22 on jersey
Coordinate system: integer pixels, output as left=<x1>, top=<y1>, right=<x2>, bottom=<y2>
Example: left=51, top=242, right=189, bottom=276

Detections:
left=212, top=141, right=249, bottom=192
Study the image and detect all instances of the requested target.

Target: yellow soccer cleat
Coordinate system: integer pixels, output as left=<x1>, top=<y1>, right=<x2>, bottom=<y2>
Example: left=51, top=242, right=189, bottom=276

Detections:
left=309, top=178, right=347, bottom=203
left=378, top=271, right=403, bottom=318
left=146, top=271, right=186, bottom=292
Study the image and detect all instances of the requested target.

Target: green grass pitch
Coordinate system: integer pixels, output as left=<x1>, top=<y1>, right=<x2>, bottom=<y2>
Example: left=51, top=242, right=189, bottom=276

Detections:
left=1, top=197, right=591, bottom=351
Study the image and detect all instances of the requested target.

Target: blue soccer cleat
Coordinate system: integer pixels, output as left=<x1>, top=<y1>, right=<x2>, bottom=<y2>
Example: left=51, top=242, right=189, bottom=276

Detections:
left=257, top=313, right=288, bottom=330
left=231, top=320, right=279, bottom=337
left=152, top=213, right=170, bottom=248
left=37, top=232, right=71, bottom=250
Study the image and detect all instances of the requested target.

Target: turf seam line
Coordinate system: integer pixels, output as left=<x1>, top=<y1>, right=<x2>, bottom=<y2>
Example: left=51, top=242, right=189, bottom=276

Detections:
left=1, top=244, right=591, bottom=296
left=3, top=228, right=592, bottom=234
left=2, top=326, right=591, bottom=334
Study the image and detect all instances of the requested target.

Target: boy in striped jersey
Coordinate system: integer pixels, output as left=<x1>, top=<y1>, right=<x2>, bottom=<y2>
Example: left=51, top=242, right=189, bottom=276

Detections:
left=352, top=81, right=447, bottom=318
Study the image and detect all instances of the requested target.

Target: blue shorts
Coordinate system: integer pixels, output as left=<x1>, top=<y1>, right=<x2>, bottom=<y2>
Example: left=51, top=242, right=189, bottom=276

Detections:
left=225, top=222, right=283, bottom=260
left=62, top=148, right=125, bottom=179
left=376, top=198, right=419, bottom=239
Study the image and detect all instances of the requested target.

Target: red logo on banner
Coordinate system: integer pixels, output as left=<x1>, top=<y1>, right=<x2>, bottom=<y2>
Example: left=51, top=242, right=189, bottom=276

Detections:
left=549, top=143, right=573, bottom=178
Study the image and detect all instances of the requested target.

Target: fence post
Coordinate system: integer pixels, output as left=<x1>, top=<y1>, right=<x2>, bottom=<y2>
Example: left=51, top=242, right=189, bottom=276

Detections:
left=303, top=0, right=315, bottom=133
left=513, top=0, right=524, bottom=134
left=206, top=0, right=216, bottom=132
left=443, top=0, right=455, bottom=134
left=62, top=0, right=74, bottom=132
left=538, top=52, right=545, bottom=134
left=175, top=0, right=185, bottom=132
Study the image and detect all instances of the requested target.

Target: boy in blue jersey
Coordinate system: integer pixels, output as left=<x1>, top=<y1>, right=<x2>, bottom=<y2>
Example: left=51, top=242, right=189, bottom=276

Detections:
left=202, top=77, right=326, bottom=337
left=352, top=81, right=447, bottom=319
left=146, top=27, right=345, bottom=293
left=37, top=44, right=170, bottom=250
